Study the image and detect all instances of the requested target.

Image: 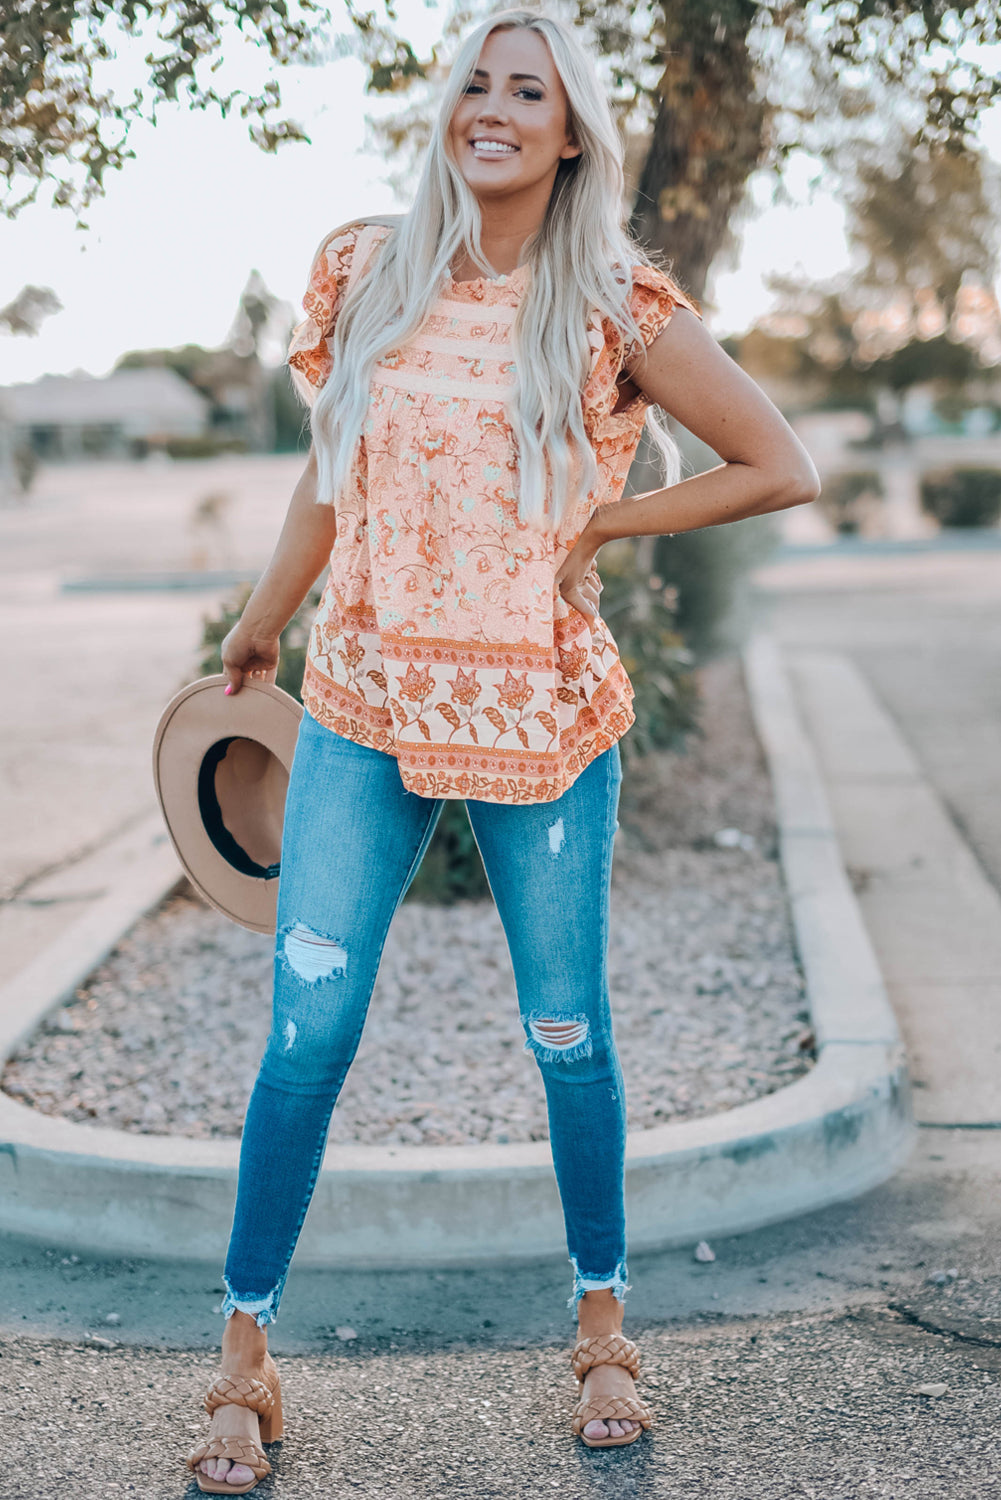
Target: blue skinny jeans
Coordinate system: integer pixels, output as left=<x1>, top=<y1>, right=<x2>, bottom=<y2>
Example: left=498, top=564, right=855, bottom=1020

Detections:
left=222, top=709, right=628, bottom=1325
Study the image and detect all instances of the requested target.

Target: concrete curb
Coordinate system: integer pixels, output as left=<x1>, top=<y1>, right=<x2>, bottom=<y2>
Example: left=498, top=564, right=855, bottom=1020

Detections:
left=0, top=818, right=182, bottom=1061
left=0, top=635, right=915, bottom=1265
left=60, top=570, right=257, bottom=594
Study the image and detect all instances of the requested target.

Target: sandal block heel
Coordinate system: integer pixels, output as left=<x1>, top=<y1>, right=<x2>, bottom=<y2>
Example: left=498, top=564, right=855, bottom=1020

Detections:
left=258, top=1375, right=283, bottom=1444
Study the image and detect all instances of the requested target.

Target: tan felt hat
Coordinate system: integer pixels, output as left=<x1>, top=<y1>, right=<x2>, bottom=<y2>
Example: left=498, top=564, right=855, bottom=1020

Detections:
left=152, top=674, right=303, bottom=934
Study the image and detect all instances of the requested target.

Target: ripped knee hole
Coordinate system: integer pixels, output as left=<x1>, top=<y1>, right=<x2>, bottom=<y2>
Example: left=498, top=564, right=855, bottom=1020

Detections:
left=527, top=1016, right=590, bottom=1051
left=282, top=921, right=348, bottom=982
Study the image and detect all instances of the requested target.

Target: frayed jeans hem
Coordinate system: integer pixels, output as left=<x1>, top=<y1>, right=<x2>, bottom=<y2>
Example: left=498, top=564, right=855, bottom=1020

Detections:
left=219, top=1276, right=281, bottom=1328
left=568, top=1255, right=630, bottom=1311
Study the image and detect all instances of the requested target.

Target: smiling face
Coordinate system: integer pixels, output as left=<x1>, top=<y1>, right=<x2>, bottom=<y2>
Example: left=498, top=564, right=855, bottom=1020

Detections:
left=447, top=26, right=581, bottom=207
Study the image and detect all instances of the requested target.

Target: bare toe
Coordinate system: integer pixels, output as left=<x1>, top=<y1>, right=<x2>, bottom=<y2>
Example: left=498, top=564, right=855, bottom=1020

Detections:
left=583, top=1418, right=609, bottom=1439
left=199, top=1456, right=255, bottom=1486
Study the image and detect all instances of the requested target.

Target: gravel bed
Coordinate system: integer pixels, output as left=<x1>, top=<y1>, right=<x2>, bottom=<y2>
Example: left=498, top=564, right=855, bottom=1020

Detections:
left=2, top=655, right=813, bottom=1144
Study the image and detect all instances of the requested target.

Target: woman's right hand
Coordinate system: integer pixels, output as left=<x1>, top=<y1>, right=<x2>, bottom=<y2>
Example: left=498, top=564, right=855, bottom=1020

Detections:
left=220, top=620, right=281, bottom=695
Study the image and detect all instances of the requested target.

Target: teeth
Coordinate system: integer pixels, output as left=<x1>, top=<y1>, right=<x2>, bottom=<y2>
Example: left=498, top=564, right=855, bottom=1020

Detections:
left=471, top=141, right=517, bottom=154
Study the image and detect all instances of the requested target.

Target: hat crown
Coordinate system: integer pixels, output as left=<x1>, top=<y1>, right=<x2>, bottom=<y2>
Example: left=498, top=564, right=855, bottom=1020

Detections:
left=152, top=676, right=303, bottom=933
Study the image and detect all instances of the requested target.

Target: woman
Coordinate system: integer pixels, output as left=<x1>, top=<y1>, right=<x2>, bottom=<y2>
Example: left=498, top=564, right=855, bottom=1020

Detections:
left=186, top=7, right=819, bottom=1491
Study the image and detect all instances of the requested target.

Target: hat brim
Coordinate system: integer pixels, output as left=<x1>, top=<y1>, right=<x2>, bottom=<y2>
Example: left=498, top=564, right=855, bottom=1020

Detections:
left=152, top=675, right=303, bottom=934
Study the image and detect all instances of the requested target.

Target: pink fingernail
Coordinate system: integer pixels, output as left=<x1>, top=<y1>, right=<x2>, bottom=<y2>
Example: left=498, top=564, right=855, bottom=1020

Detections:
left=224, top=685, right=232, bottom=695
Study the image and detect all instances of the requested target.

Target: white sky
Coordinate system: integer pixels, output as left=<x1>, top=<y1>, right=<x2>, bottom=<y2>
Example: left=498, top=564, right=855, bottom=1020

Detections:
left=2, top=5, right=1000, bottom=387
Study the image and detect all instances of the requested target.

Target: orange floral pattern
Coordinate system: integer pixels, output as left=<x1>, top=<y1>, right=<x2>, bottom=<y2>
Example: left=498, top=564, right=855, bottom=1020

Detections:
left=287, top=222, right=700, bottom=804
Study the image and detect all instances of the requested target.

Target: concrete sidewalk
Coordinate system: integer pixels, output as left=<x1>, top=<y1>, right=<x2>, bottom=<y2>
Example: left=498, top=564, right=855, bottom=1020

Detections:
left=753, top=545, right=1001, bottom=1130
left=0, top=454, right=305, bottom=983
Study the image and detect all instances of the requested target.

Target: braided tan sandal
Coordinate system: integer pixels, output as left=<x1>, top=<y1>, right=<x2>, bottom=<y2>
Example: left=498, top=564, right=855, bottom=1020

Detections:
left=185, top=1351, right=284, bottom=1494
left=570, top=1332, right=653, bottom=1449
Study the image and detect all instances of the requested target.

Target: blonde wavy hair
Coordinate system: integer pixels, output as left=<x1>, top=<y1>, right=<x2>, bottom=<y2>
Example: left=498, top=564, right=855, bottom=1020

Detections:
left=297, top=5, right=683, bottom=530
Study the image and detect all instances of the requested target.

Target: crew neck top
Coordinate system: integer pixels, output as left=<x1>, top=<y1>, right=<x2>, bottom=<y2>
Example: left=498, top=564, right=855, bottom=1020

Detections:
left=447, top=264, right=528, bottom=289
left=286, top=222, right=700, bottom=804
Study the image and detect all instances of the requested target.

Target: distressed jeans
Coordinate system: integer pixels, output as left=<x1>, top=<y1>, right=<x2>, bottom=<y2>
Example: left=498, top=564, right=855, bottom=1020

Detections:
left=222, top=708, right=627, bottom=1326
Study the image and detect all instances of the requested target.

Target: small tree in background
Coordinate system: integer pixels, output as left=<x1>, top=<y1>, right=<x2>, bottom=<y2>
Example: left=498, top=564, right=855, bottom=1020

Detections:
left=0, top=283, right=62, bottom=500
left=115, top=273, right=291, bottom=453
left=0, top=283, right=61, bottom=334
left=726, top=131, right=1001, bottom=446
left=920, top=469, right=1001, bottom=529
left=847, top=141, right=1001, bottom=339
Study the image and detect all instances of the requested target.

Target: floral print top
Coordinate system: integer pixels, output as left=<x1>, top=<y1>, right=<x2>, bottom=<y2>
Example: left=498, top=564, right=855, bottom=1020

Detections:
left=286, top=221, right=699, bottom=804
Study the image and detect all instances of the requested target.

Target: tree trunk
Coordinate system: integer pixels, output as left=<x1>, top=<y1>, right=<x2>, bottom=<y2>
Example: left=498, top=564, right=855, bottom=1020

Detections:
left=629, top=0, right=768, bottom=302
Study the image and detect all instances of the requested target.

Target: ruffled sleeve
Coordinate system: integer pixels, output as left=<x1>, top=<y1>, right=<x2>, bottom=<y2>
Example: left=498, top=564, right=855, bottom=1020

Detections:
left=581, top=263, right=701, bottom=451
left=628, top=262, right=702, bottom=355
left=285, top=223, right=365, bottom=407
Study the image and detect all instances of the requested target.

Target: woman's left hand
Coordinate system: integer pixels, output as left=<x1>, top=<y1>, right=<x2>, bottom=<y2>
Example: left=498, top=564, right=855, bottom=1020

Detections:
left=555, top=533, right=603, bottom=626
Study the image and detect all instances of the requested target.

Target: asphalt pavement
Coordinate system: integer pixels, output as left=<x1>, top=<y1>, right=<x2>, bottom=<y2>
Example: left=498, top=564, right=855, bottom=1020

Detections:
left=2, top=1122, right=999, bottom=1497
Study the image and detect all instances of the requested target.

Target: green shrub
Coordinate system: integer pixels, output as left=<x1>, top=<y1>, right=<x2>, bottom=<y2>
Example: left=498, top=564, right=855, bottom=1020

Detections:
left=166, top=434, right=249, bottom=460
left=632, top=426, right=781, bottom=660
left=816, top=471, right=884, bottom=535
left=272, top=367, right=311, bottom=454
left=920, top=468, right=1001, bottom=528
left=196, top=542, right=697, bottom=903
left=198, top=581, right=316, bottom=693
left=596, top=539, right=698, bottom=762
left=652, top=513, right=780, bottom=660
left=405, top=802, right=491, bottom=903
left=13, top=443, right=38, bottom=495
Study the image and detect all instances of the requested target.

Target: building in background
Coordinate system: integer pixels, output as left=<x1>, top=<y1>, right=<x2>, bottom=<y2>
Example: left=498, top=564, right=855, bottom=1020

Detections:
left=0, top=367, right=210, bottom=463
